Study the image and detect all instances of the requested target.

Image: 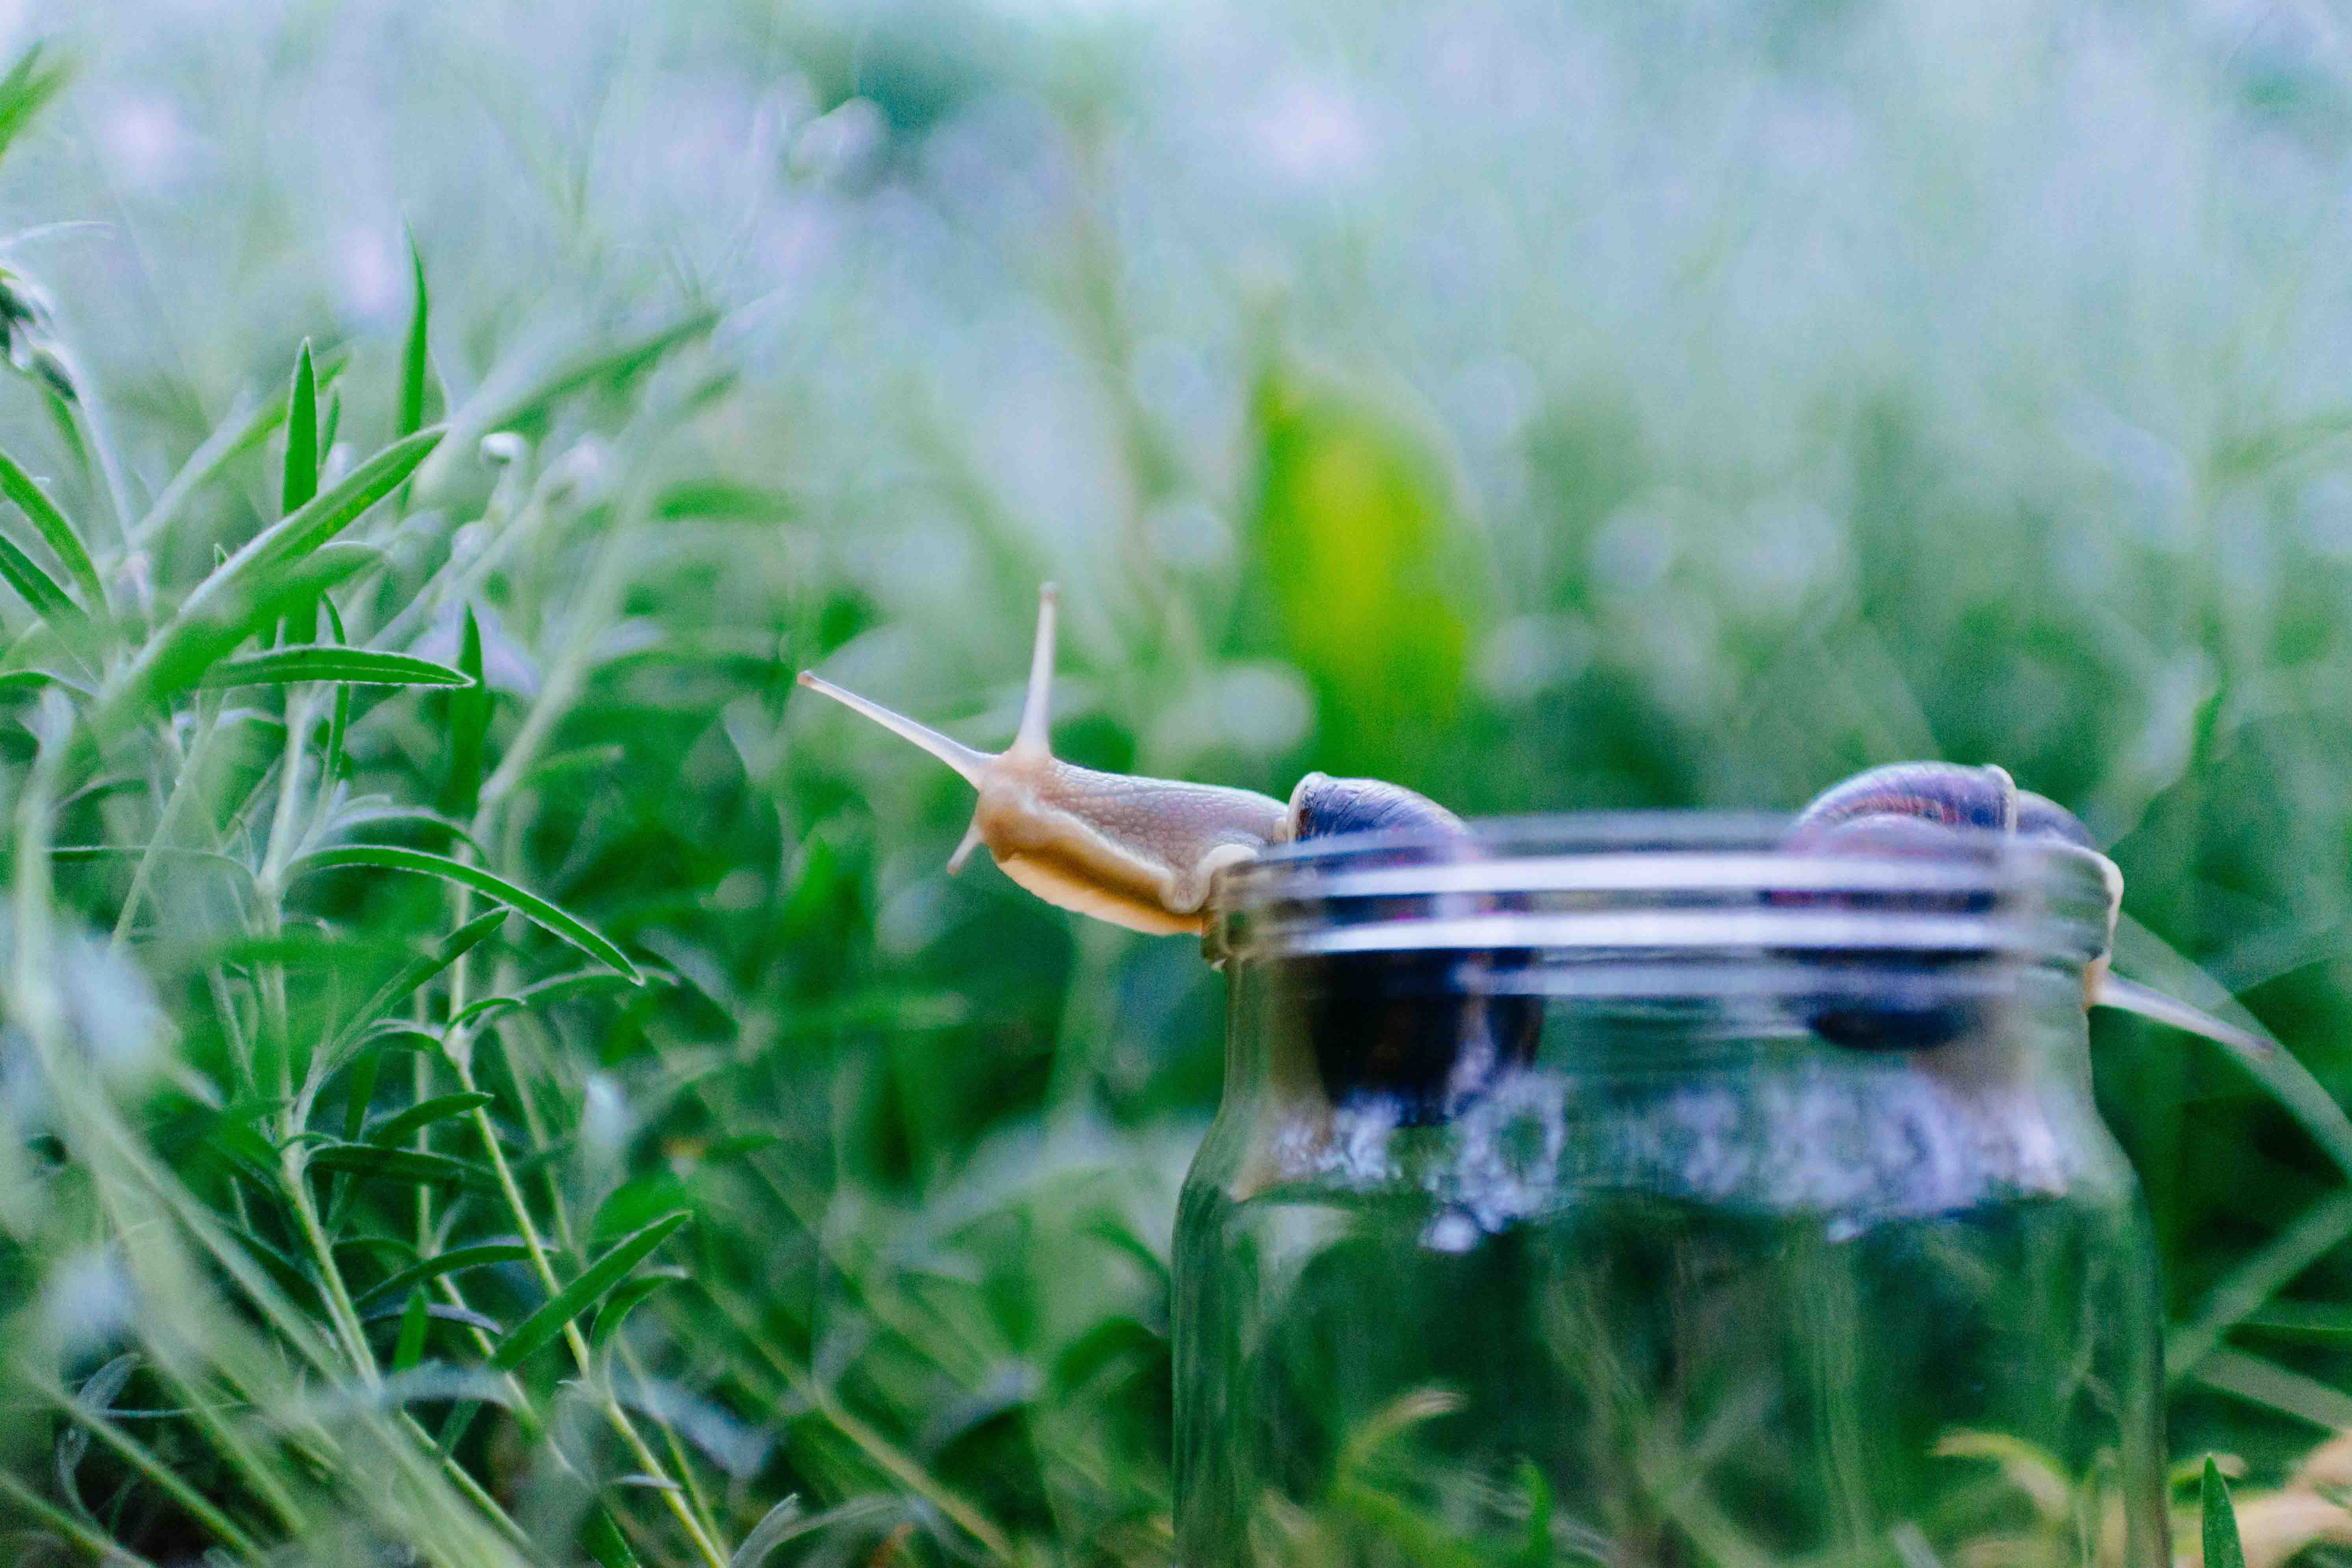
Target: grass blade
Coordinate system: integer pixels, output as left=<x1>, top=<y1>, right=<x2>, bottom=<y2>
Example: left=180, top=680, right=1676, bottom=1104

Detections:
left=305, top=1144, right=495, bottom=1191
left=449, top=970, right=635, bottom=1029
left=313, top=908, right=509, bottom=1084
left=201, top=647, right=472, bottom=688
left=590, top=1269, right=684, bottom=1350
left=296, top=844, right=640, bottom=982
left=282, top=340, right=318, bottom=514
left=0, top=42, right=71, bottom=168
left=128, top=352, right=351, bottom=549
left=2109, top=915, right=2352, bottom=1185
left=398, top=233, right=431, bottom=438
left=0, top=446, right=99, bottom=605
left=439, top=604, right=489, bottom=819
left=367, top=1092, right=496, bottom=1149
left=491, top=1211, right=691, bottom=1371
left=2204, top=1458, right=2246, bottom=1568
left=583, top=1505, right=642, bottom=1568
left=0, top=523, right=74, bottom=621
left=2168, top=1189, right=2352, bottom=1380
left=355, top=1242, right=533, bottom=1311
left=391, top=1289, right=431, bottom=1374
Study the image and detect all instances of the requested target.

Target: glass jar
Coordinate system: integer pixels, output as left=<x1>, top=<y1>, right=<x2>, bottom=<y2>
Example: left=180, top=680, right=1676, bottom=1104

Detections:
left=1175, top=818, right=2165, bottom=1568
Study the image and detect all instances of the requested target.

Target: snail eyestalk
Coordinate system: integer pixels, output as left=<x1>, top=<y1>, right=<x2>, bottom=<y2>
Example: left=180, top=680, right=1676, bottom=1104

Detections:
left=798, top=583, right=1292, bottom=936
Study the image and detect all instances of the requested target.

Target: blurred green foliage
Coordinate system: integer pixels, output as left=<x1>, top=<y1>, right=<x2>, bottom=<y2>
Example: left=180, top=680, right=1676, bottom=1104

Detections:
left=0, top=0, right=2350, bottom=1563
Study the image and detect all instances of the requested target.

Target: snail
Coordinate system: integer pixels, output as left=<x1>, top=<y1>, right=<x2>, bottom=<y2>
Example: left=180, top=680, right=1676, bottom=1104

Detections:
left=1781, top=759, right=2279, bottom=1055
left=799, top=584, right=2269, bottom=1067
left=798, top=584, right=1515, bottom=1122
left=796, top=583, right=1464, bottom=936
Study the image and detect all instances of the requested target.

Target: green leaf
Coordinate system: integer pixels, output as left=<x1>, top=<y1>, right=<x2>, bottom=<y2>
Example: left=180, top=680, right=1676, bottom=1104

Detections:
left=0, top=667, right=75, bottom=694
left=129, top=351, right=351, bottom=549
left=315, top=598, right=353, bottom=813
left=199, top=647, right=471, bottom=689
left=398, top=233, right=431, bottom=439
left=491, top=1211, right=690, bottom=1371
left=592, top=1173, right=692, bottom=1242
left=450, top=970, right=635, bottom=1030
left=356, top=1242, right=532, bottom=1311
left=366, top=1092, right=495, bottom=1148
left=319, top=387, right=342, bottom=457
left=282, top=339, right=318, bottom=515
left=2203, top=1458, right=2245, bottom=1568
left=488, top=312, right=718, bottom=433
left=314, top=908, right=508, bottom=1081
left=0, top=447, right=99, bottom=606
left=654, top=483, right=793, bottom=522
left=223, top=1223, right=318, bottom=1307
left=391, top=1289, right=431, bottom=1373
left=304, top=1143, right=494, bottom=1190
left=107, top=428, right=441, bottom=713
left=0, top=43, right=71, bottom=169
left=0, top=525, right=74, bottom=622
left=296, top=844, right=640, bottom=982
left=439, top=604, right=489, bottom=819
left=582, top=1504, right=641, bottom=1568
left=590, top=1269, right=684, bottom=1349
left=1250, top=371, right=1474, bottom=776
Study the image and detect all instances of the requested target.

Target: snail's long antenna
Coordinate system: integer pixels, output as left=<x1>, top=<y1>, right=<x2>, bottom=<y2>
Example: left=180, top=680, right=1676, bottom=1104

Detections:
left=2096, top=972, right=2352, bottom=1185
left=796, top=670, right=993, bottom=787
left=2092, top=974, right=2271, bottom=1056
left=1012, top=581, right=1059, bottom=757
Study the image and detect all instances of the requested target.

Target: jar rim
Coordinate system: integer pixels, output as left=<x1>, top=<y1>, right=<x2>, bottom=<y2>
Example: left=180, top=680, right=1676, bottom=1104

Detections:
left=1203, top=810, right=2118, bottom=975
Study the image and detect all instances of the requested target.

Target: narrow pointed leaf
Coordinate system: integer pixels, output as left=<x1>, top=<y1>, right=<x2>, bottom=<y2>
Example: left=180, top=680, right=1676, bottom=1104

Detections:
left=440, top=603, right=488, bottom=818
left=304, top=1143, right=494, bottom=1190
left=130, top=351, right=350, bottom=548
left=282, top=340, right=318, bottom=513
left=356, top=1242, right=532, bottom=1311
left=582, top=1505, right=642, bottom=1568
left=0, top=526, right=73, bottom=621
left=107, top=429, right=439, bottom=711
left=298, top=843, right=639, bottom=982
left=314, top=908, right=508, bottom=1080
left=0, top=43, right=72, bottom=169
left=200, top=647, right=471, bottom=689
left=391, top=1289, right=431, bottom=1373
left=366, top=1092, right=495, bottom=1149
left=450, top=971, right=635, bottom=1029
left=490, top=1211, right=690, bottom=1370
left=315, top=597, right=353, bottom=816
left=590, top=1269, right=684, bottom=1350
left=398, top=234, right=431, bottom=438
left=0, top=447, right=99, bottom=605
left=2203, top=1459, right=2245, bottom=1568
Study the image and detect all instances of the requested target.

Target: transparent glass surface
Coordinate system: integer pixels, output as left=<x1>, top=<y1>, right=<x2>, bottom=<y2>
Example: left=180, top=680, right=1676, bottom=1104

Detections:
left=1175, top=819, right=2166, bottom=1568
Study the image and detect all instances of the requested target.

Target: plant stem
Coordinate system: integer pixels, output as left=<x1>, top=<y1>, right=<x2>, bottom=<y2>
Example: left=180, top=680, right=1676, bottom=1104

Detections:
left=283, top=1147, right=381, bottom=1385
left=0, top=1467, right=158, bottom=1568
left=455, top=1066, right=729, bottom=1568
left=42, top=1388, right=271, bottom=1562
left=697, top=1281, right=1014, bottom=1563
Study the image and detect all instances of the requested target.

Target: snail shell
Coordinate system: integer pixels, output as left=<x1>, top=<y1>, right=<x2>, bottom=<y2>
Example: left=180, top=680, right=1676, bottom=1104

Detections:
left=1781, top=762, right=2118, bottom=1048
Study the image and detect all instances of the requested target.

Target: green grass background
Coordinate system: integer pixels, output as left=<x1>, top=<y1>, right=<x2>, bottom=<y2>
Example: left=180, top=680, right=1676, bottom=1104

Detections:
left=2, top=0, right=2352, bottom=1562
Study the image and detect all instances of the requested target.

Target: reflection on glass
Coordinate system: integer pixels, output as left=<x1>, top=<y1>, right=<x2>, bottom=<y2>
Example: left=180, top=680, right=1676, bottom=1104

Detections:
left=1176, top=823, right=2166, bottom=1568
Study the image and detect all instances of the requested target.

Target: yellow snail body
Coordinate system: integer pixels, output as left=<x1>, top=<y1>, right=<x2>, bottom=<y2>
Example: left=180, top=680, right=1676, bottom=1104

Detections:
left=796, top=584, right=1462, bottom=936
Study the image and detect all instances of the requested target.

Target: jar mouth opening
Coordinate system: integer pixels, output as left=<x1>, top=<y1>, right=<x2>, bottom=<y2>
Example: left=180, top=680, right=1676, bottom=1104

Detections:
left=1204, top=811, right=2117, bottom=977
